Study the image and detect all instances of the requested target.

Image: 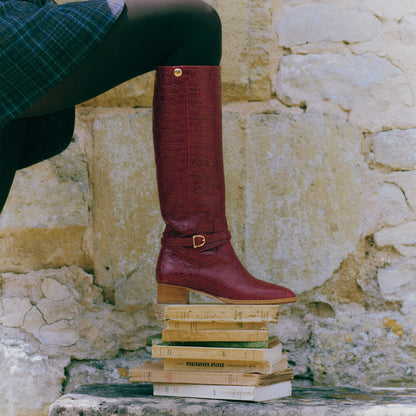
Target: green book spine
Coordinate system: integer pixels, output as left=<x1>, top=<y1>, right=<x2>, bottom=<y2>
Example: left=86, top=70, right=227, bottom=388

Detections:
left=147, top=334, right=278, bottom=349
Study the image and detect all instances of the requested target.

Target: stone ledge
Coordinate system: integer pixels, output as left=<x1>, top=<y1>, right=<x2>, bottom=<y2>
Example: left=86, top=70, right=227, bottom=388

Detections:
left=49, top=384, right=416, bottom=416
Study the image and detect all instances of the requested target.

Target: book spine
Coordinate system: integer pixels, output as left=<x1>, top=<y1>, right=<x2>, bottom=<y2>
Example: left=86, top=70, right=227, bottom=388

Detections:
left=162, top=329, right=269, bottom=343
left=154, top=304, right=279, bottom=322
left=130, top=369, right=260, bottom=386
left=153, top=383, right=258, bottom=401
left=148, top=334, right=279, bottom=349
left=153, top=382, right=293, bottom=401
left=152, top=344, right=282, bottom=361
left=163, top=358, right=273, bottom=374
left=166, top=321, right=266, bottom=331
left=130, top=367, right=294, bottom=386
left=170, top=340, right=271, bottom=348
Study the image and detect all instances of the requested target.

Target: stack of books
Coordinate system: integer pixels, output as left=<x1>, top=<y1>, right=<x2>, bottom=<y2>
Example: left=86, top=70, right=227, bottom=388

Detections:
left=129, top=304, right=293, bottom=401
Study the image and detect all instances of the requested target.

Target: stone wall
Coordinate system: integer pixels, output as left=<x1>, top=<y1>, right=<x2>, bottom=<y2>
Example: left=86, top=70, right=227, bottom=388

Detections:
left=1, top=0, right=416, bottom=414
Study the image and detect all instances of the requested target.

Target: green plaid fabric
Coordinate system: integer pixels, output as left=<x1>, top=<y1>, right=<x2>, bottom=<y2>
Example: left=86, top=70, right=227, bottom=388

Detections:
left=0, top=0, right=124, bottom=129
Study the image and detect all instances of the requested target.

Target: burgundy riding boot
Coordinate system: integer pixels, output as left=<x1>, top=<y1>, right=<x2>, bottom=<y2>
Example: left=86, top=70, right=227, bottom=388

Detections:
left=153, top=65, right=296, bottom=304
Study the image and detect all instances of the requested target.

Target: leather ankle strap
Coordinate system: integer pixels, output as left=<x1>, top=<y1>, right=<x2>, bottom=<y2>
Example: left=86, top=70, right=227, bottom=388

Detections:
left=162, top=231, right=231, bottom=249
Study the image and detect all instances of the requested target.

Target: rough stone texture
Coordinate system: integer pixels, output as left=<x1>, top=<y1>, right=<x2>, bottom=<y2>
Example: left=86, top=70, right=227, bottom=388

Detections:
left=276, top=52, right=413, bottom=131
left=49, top=384, right=416, bottom=416
left=374, top=220, right=416, bottom=253
left=0, top=138, right=91, bottom=274
left=307, top=306, right=416, bottom=386
left=275, top=4, right=382, bottom=47
left=362, top=168, right=416, bottom=236
left=373, top=129, right=416, bottom=170
left=0, top=267, right=160, bottom=415
left=0, top=139, right=89, bottom=229
left=244, top=113, right=362, bottom=293
left=83, top=72, right=155, bottom=108
left=0, top=267, right=159, bottom=358
left=377, top=258, right=416, bottom=304
left=208, top=0, right=274, bottom=102
left=400, top=15, right=416, bottom=45
left=63, top=350, right=153, bottom=393
left=88, top=110, right=162, bottom=297
left=0, top=337, right=67, bottom=416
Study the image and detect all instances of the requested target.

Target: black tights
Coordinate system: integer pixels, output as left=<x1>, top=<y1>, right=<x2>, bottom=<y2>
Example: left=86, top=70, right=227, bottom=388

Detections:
left=0, top=0, right=222, bottom=213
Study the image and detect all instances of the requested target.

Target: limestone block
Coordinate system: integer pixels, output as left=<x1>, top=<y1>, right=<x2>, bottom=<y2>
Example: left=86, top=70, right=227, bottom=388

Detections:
left=205, top=0, right=274, bottom=102
left=362, top=169, right=416, bottom=236
left=222, top=112, right=251, bottom=257
left=373, top=129, right=416, bottom=170
left=0, top=226, right=91, bottom=274
left=386, top=171, right=416, bottom=212
left=282, top=0, right=416, bottom=22
left=377, top=183, right=411, bottom=227
left=89, top=110, right=162, bottom=299
left=274, top=4, right=382, bottom=47
left=0, top=139, right=91, bottom=274
left=0, top=140, right=88, bottom=229
left=377, top=258, right=416, bottom=302
left=276, top=52, right=413, bottom=131
left=38, top=320, right=79, bottom=347
left=244, top=113, right=362, bottom=294
left=37, top=320, right=80, bottom=347
left=83, top=72, right=155, bottom=108
left=0, top=341, right=68, bottom=416
left=22, top=306, right=45, bottom=334
left=37, top=298, right=79, bottom=324
left=0, top=298, right=31, bottom=327
left=400, top=15, right=416, bottom=45
left=358, top=169, right=382, bottom=238
left=0, top=270, right=44, bottom=300
left=309, top=306, right=416, bottom=386
left=42, top=277, right=71, bottom=300
left=374, top=221, right=416, bottom=248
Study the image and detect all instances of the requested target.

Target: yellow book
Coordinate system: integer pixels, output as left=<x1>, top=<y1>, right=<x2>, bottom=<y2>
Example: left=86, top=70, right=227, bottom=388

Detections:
left=162, top=328, right=269, bottom=343
left=165, top=321, right=266, bottom=331
left=152, top=342, right=282, bottom=361
left=130, top=361, right=293, bottom=386
left=163, top=354, right=289, bottom=375
left=153, top=304, right=279, bottom=323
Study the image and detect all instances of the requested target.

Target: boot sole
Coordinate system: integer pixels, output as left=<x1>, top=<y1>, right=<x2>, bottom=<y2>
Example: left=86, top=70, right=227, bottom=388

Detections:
left=157, top=283, right=297, bottom=305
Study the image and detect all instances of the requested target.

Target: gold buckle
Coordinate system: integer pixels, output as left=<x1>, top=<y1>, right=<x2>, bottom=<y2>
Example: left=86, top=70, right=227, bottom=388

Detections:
left=192, top=235, right=206, bottom=248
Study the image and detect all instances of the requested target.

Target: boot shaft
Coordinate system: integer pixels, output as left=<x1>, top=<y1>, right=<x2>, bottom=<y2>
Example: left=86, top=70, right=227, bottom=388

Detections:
left=153, top=66, right=227, bottom=237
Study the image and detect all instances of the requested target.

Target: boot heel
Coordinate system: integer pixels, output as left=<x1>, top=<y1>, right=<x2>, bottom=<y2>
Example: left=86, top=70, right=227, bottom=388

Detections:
left=157, top=284, right=190, bottom=304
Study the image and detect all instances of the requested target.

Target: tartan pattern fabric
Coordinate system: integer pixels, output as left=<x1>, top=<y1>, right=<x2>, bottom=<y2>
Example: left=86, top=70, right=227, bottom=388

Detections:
left=0, top=0, right=124, bottom=129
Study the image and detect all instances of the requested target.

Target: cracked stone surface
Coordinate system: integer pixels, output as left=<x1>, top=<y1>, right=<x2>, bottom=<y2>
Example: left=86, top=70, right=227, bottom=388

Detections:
left=0, top=267, right=159, bottom=415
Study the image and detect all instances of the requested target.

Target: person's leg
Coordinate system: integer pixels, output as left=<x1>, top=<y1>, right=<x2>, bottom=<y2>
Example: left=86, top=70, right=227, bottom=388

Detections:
left=20, top=0, right=221, bottom=117
left=0, top=0, right=221, bottom=214
left=0, top=120, right=25, bottom=213
left=2, top=0, right=220, bottom=213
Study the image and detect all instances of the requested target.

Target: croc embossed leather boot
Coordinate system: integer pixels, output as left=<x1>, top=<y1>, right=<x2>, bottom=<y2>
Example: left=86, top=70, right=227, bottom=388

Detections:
left=153, top=65, right=296, bottom=305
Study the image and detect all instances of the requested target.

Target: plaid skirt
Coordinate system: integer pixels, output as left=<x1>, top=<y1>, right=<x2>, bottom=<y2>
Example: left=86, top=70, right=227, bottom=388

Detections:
left=0, top=0, right=125, bottom=130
